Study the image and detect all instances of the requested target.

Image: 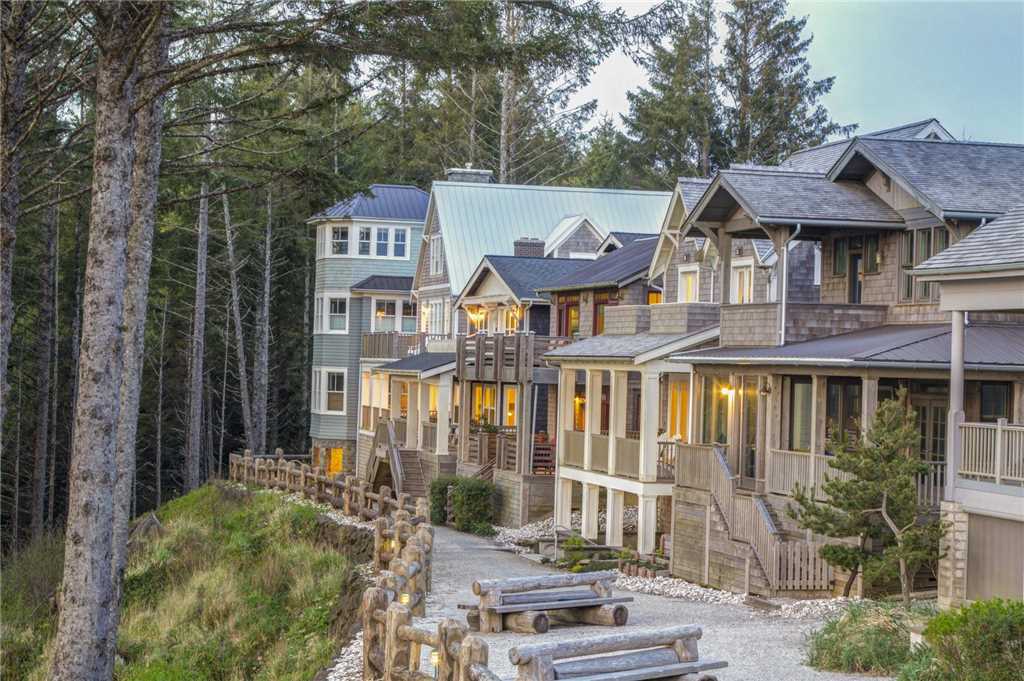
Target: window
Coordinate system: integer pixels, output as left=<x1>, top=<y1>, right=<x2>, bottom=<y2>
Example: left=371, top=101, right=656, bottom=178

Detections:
left=314, top=297, right=324, bottom=332
left=678, top=265, right=699, bottom=303
left=328, top=297, right=348, bottom=332
left=556, top=294, right=580, bottom=336
left=980, top=383, right=1011, bottom=422
left=900, top=231, right=915, bottom=301
left=394, top=229, right=406, bottom=258
left=826, top=378, right=861, bottom=443
left=730, top=261, right=754, bottom=304
left=832, top=238, right=848, bottom=276
left=472, top=384, right=497, bottom=425
left=573, top=373, right=586, bottom=432
left=813, top=243, right=822, bottom=285
left=881, top=172, right=892, bottom=192
left=313, top=368, right=347, bottom=415
left=326, top=372, right=346, bottom=413
left=374, top=300, right=397, bottom=331
left=667, top=378, right=689, bottom=440
left=901, top=227, right=951, bottom=302
left=788, top=377, right=812, bottom=452
left=915, top=228, right=932, bottom=300
left=402, top=301, right=417, bottom=332
left=700, top=377, right=729, bottom=445
left=647, top=290, right=662, bottom=305
left=358, top=227, right=371, bottom=255
left=399, top=382, right=409, bottom=418
left=331, top=226, right=349, bottom=255
left=376, top=228, right=390, bottom=256
left=503, top=386, right=518, bottom=427
left=593, top=291, right=617, bottom=335
left=425, top=299, right=446, bottom=335
left=429, top=235, right=444, bottom=275
left=864, top=234, right=880, bottom=274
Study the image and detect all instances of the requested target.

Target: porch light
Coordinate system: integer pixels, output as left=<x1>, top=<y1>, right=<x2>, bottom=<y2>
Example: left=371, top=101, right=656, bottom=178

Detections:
left=719, top=384, right=735, bottom=397
left=430, top=651, right=440, bottom=667
left=399, top=592, right=411, bottom=605
left=759, top=384, right=772, bottom=397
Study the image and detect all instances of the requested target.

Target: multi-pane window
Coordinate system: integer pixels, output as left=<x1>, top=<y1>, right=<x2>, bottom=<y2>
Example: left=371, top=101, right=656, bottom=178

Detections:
left=731, top=262, right=753, bottom=304
left=788, top=376, right=812, bottom=452
left=832, top=238, right=848, bottom=276
left=314, top=297, right=324, bottom=332
left=311, top=370, right=321, bottom=411
left=376, top=228, right=390, bottom=256
left=901, top=226, right=950, bottom=302
left=647, top=290, right=662, bottom=305
left=864, top=235, right=880, bottom=274
left=331, top=226, right=349, bottom=255
left=402, top=301, right=417, bottom=332
left=429, top=235, right=444, bottom=274
left=678, top=266, right=699, bottom=303
left=328, top=297, right=347, bottom=331
left=556, top=294, right=580, bottom=336
left=358, top=227, right=371, bottom=255
left=826, top=378, right=862, bottom=443
left=980, top=382, right=1011, bottom=422
left=700, top=377, right=729, bottom=445
left=326, top=371, right=346, bottom=413
left=374, top=300, right=397, bottom=331
left=424, top=299, right=446, bottom=334
left=472, top=384, right=497, bottom=425
left=593, top=291, right=616, bottom=335
left=394, top=229, right=407, bottom=258
left=503, top=386, right=518, bottom=427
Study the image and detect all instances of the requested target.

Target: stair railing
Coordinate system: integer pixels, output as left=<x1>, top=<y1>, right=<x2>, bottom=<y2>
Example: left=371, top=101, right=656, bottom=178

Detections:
left=375, top=418, right=405, bottom=494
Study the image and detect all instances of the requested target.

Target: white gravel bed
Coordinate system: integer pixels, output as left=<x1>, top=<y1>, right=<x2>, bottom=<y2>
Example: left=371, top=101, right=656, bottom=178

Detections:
left=494, top=509, right=638, bottom=552
left=250, top=486, right=374, bottom=530
left=615, top=573, right=747, bottom=605
left=324, top=631, right=362, bottom=681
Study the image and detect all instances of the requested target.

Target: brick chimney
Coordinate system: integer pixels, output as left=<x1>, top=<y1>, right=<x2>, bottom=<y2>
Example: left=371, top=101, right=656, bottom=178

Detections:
left=514, top=237, right=545, bottom=258
left=445, top=164, right=494, bottom=183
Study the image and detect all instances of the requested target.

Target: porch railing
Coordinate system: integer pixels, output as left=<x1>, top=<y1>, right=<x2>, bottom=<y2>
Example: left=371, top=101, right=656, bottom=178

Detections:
left=361, top=406, right=390, bottom=432
left=457, top=333, right=571, bottom=382
left=917, top=460, right=946, bottom=508
left=614, top=437, right=640, bottom=478
left=421, top=422, right=437, bottom=451
left=393, top=418, right=407, bottom=444
left=562, top=430, right=584, bottom=468
left=656, top=442, right=676, bottom=482
left=591, top=434, right=609, bottom=473
left=496, top=433, right=516, bottom=472
left=960, top=420, right=1024, bottom=486
left=361, top=331, right=422, bottom=359
left=673, top=443, right=715, bottom=490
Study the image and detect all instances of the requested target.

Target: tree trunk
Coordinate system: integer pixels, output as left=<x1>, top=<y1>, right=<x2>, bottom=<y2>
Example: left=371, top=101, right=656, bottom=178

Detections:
left=50, top=6, right=153, bottom=679
left=155, top=302, right=167, bottom=508
left=218, top=307, right=228, bottom=478
left=105, top=15, right=168, bottom=674
left=31, top=201, right=58, bottom=541
left=300, top=253, right=310, bottom=439
left=223, top=191, right=257, bottom=453
left=186, top=180, right=210, bottom=488
left=205, top=373, right=215, bottom=478
left=498, top=0, right=518, bottom=183
left=0, top=2, right=40, bottom=441
left=251, top=189, right=272, bottom=455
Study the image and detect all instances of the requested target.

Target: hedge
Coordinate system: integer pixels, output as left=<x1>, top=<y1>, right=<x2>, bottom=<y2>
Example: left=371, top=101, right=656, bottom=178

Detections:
left=428, top=475, right=458, bottom=525
left=451, top=478, right=496, bottom=535
left=922, top=598, right=1024, bottom=681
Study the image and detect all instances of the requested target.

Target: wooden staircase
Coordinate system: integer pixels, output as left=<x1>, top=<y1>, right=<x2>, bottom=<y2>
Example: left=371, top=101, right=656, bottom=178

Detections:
left=399, top=449, right=426, bottom=498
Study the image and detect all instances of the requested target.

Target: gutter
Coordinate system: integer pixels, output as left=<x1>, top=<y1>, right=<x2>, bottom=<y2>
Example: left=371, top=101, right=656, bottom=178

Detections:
left=914, top=261, right=1024, bottom=279
left=667, top=355, right=1024, bottom=372
left=756, top=216, right=904, bottom=229
left=941, top=210, right=1002, bottom=221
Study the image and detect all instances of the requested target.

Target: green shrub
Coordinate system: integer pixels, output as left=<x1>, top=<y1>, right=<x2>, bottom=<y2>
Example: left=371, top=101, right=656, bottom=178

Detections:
left=896, top=646, right=949, bottom=681
left=428, top=475, right=458, bottom=525
left=450, top=477, right=495, bottom=533
left=469, top=521, right=497, bottom=537
left=806, top=601, right=930, bottom=674
left=922, top=598, right=1024, bottom=681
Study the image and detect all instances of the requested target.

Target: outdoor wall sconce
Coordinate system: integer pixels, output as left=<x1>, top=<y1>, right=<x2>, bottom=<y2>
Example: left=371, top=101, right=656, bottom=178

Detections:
left=719, top=384, right=735, bottom=397
left=759, top=384, right=772, bottom=397
left=430, top=651, right=440, bottom=667
left=399, top=592, right=411, bottom=605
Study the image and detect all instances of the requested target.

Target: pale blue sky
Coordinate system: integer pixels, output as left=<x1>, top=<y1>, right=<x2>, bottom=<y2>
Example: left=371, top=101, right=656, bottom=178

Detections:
left=575, top=0, right=1024, bottom=143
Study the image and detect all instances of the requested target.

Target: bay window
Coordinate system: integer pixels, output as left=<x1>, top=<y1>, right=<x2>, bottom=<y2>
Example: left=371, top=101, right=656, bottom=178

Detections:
left=901, top=226, right=951, bottom=302
left=331, top=226, right=349, bottom=255
left=358, top=227, right=371, bottom=255
left=394, top=229, right=407, bottom=258
left=376, top=228, right=390, bottom=256
left=328, top=297, right=347, bottom=332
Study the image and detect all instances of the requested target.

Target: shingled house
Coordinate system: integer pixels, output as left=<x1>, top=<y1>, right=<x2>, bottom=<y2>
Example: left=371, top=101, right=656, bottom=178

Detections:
left=664, top=123, right=1024, bottom=596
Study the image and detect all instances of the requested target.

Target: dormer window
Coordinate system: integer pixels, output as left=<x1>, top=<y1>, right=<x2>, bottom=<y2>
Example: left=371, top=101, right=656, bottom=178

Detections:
left=881, top=172, right=892, bottom=192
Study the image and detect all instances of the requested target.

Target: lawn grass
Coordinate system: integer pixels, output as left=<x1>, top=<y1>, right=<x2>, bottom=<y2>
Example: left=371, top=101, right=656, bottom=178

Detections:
left=1, top=482, right=368, bottom=680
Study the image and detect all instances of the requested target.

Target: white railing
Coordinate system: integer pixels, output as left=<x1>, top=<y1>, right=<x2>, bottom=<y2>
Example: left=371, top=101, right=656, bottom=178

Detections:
left=960, top=420, right=1024, bottom=486
left=917, top=460, right=946, bottom=508
left=591, top=434, right=609, bottom=473
left=674, top=443, right=715, bottom=490
left=562, top=430, right=585, bottom=468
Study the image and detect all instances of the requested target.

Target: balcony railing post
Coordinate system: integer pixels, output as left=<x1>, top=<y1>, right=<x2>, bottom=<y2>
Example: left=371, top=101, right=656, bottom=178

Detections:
left=995, top=418, right=1006, bottom=485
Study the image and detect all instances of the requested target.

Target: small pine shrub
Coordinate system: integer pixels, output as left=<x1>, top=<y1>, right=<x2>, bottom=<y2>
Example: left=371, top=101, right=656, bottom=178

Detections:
left=428, top=475, right=458, bottom=525
left=450, top=477, right=495, bottom=533
left=922, top=598, right=1024, bottom=681
left=806, top=601, right=930, bottom=674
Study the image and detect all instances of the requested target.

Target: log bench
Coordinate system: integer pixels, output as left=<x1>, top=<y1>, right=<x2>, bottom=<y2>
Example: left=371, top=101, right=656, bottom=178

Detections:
left=507, top=625, right=727, bottom=681
left=468, top=571, right=632, bottom=634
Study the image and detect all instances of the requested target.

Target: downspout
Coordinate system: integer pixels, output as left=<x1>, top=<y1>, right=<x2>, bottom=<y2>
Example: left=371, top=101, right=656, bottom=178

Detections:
left=779, top=223, right=802, bottom=346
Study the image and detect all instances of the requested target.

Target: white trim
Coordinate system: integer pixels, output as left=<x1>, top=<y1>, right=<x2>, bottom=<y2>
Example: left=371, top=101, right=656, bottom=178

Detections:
left=677, top=263, right=700, bottom=303
left=557, top=465, right=673, bottom=497
left=316, top=222, right=411, bottom=261
left=429, top=234, right=444, bottom=275
left=312, top=366, right=348, bottom=415
left=315, top=289, right=350, bottom=335
left=730, top=256, right=755, bottom=304
left=371, top=295, right=418, bottom=333
left=569, top=251, right=598, bottom=260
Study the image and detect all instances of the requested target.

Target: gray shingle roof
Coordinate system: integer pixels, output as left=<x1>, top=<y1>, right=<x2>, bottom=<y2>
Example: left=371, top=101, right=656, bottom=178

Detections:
left=781, top=119, right=952, bottom=173
left=538, top=236, right=659, bottom=292
left=718, top=169, right=905, bottom=225
left=479, top=256, right=590, bottom=301
left=831, top=138, right=1024, bottom=217
left=312, top=184, right=429, bottom=221
left=678, top=177, right=713, bottom=210
left=545, top=329, right=713, bottom=361
left=916, top=203, right=1024, bottom=274
left=376, top=352, right=456, bottom=375
left=608, top=231, right=648, bottom=248
left=352, top=275, right=414, bottom=292
left=674, top=324, right=1024, bottom=369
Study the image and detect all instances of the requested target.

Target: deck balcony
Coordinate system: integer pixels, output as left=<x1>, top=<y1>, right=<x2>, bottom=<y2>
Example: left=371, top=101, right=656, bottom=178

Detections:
left=456, top=333, right=571, bottom=383
left=559, top=431, right=674, bottom=483
left=362, top=332, right=450, bottom=360
left=958, top=420, right=1024, bottom=488
left=718, top=302, right=888, bottom=348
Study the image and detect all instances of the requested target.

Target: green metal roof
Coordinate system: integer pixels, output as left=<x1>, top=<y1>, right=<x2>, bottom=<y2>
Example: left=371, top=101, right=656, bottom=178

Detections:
left=430, top=181, right=671, bottom=295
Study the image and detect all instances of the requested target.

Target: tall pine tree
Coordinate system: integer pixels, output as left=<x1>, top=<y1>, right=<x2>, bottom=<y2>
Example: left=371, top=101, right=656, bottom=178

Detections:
left=720, top=0, right=855, bottom=165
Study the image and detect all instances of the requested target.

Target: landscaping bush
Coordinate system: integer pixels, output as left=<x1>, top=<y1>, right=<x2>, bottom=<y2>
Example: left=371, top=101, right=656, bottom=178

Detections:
left=806, top=601, right=933, bottom=674
left=450, top=477, right=496, bottom=534
left=428, top=475, right=458, bottom=525
left=922, top=598, right=1024, bottom=681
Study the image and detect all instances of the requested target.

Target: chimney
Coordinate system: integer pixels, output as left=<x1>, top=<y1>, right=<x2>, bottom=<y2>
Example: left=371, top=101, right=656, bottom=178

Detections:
left=445, top=164, right=494, bottom=183
left=514, top=237, right=545, bottom=258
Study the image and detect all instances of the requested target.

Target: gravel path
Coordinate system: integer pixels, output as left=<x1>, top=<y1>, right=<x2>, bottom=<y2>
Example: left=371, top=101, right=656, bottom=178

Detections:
left=415, top=526, right=876, bottom=681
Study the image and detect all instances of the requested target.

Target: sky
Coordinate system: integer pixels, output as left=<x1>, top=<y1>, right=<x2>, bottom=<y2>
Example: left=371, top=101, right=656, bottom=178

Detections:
left=574, top=0, right=1024, bottom=143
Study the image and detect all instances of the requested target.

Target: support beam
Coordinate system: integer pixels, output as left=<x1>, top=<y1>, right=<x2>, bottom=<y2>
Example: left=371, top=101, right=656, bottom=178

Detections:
left=605, top=489, right=624, bottom=547
left=556, top=369, right=573, bottom=468
left=436, top=374, right=452, bottom=456
left=609, top=370, right=627, bottom=473
left=419, top=381, right=430, bottom=450
left=639, top=371, right=660, bottom=482
left=584, top=369, right=602, bottom=471
left=407, top=379, right=420, bottom=449
left=637, top=494, right=657, bottom=555
left=718, top=228, right=733, bottom=305
left=555, top=478, right=573, bottom=529
left=581, top=483, right=600, bottom=541
left=861, top=376, right=879, bottom=439
left=947, top=310, right=965, bottom=500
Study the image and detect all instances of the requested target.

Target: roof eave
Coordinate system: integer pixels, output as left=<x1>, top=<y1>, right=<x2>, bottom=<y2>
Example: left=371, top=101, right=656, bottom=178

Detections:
left=914, top=262, right=1024, bottom=280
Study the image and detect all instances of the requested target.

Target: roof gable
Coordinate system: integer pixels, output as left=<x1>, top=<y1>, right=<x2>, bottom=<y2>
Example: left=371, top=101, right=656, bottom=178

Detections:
left=916, top=202, right=1024, bottom=275
left=538, top=236, right=659, bottom=292
left=458, top=255, right=590, bottom=305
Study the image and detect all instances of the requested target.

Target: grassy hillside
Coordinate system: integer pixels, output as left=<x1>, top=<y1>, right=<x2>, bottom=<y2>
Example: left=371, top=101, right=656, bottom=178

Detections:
left=2, top=483, right=370, bottom=680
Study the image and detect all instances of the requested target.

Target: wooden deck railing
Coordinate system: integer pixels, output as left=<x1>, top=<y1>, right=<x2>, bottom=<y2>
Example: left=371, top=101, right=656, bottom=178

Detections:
left=361, top=331, right=422, bottom=359
left=591, top=434, right=609, bottom=472
left=613, top=437, right=640, bottom=478
left=393, top=418, right=407, bottom=444
left=960, top=420, right=1024, bottom=486
left=673, top=443, right=715, bottom=490
left=562, top=430, right=584, bottom=467
left=361, top=406, right=390, bottom=432
left=496, top=433, right=516, bottom=471
left=457, top=332, right=571, bottom=382
left=656, top=442, right=676, bottom=482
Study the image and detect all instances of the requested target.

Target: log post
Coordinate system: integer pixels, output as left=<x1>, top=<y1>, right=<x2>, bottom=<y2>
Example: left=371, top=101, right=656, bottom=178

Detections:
left=362, top=586, right=390, bottom=680
left=374, top=517, right=390, bottom=571
left=436, top=618, right=465, bottom=681
left=547, top=604, right=628, bottom=627
left=456, top=634, right=489, bottom=681
left=416, top=497, right=430, bottom=521
left=503, top=610, right=549, bottom=634
left=384, top=602, right=413, bottom=681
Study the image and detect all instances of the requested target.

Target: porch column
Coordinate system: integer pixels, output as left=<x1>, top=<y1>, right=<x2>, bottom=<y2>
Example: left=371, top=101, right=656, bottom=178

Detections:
left=637, top=494, right=657, bottom=555
left=727, top=372, right=741, bottom=472
left=556, top=368, right=574, bottom=468
left=389, top=378, right=402, bottom=420
left=406, top=380, right=420, bottom=449
left=458, top=377, right=471, bottom=462
left=365, top=369, right=375, bottom=431
left=718, top=227, right=733, bottom=305
left=555, top=477, right=573, bottom=528
left=419, top=381, right=430, bottom=450
left=605, top=489, right=625, bottom=547
left=583, top=369, right=602, bottom=470
left=686, top=370, right=697, bottom=444
left=861, top=375, right=879, bottom=439
left=639, top=371, right=660, bottom=482
left=809, top=375, right=827, bottom=487
left=436, top=374, right=452, bottom=456
left=581, top=483, right=600, bottom=541
left=608, top=370, right=628, bottom=474
left=947, top=310, right=966, bottom=499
